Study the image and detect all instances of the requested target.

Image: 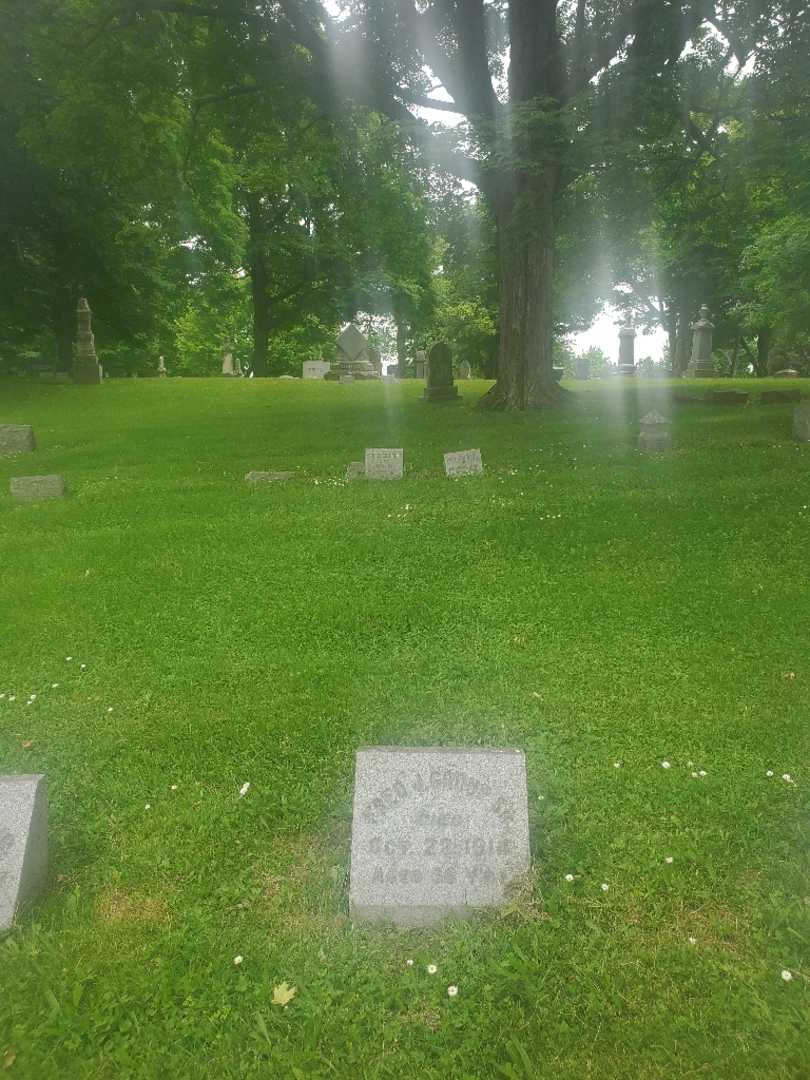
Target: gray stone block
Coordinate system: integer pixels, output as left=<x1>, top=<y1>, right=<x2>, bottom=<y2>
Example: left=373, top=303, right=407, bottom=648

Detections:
left=349, top=747, right=530, bottom=925
left=444, top=449, right=483, bottom=477
left=794, top=404, right=810, bottom=442
left=364, top=448, right=403, bottom=480
left=10, top=475, right=65, bottom=502
left=0, top=425, right=36, bottom=457
left=244, top=470, right=295, bottom=484
left=0, top=775, right=48, bottom=931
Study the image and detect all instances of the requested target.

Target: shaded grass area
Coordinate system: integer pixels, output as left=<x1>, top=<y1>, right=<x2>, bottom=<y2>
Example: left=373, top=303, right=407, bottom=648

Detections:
left=0, top=376, right=808, bottom=1078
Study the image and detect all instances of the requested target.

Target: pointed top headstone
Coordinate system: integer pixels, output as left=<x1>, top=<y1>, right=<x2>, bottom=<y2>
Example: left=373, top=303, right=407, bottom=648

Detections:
left=337, top=324, right=369, bottom=361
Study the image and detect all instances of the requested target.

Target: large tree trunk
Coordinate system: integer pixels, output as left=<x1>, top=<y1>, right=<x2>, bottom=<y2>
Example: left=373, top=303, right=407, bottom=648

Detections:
left=245, top=193, right=270, bottom=376
left=52, top=285, right=75, bottom=373
left=481, top=170, right=561, bottom=409
left=756, top=326, right=772, bottom=376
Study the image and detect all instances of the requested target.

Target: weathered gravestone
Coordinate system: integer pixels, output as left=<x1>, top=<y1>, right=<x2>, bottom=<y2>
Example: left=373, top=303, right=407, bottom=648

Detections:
left=638, top=411, right=672, bottom=453
left=244, top=470, right=294, bottom=484
left=10, top=475, right=65, bottom=502
left=72, top=298, right=103, bottom=385
left=457, top=360, right=472, bottom=380
left=0, top=775, right=48, bottom=932
left=0, top=425, right=36, bottom=457
left=687, top=305, right=715, bottom=377
left=794, top=404, right=810, bottom=442
left=444, top=449, right=483, bottom=477
left=422, top=342, right=460, bottom=402
left=349, top=747, right=530, bottom=925
left=364, top=448, right=403, bottom=480
left=302, top=360, right=331, bottom=380
left=414, top=350, right=427, bottom=379
left=327, top=325, right=378, bottom=380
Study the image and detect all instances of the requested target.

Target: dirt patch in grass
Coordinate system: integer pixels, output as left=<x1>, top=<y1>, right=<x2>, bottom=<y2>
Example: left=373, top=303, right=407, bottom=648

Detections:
left=97, top=890, right=171, bottom=926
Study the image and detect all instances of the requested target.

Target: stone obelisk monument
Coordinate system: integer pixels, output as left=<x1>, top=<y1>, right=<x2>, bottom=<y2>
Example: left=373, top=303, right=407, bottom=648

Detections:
left=72, top=298, right=103, bottom=384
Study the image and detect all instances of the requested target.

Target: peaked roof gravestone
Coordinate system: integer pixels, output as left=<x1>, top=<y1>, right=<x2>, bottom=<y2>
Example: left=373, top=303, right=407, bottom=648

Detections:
left=0, top=425, right=36, bottom=457
left=349, top=747, right=530, bottom=925
left=72, top=298, right=103, bottom=385
left=0, top=775, right=48, bottom=931
left=444, top=449, right=483, bottom=477
left=422, top=342, right=460, bottom=402
left=364, top=448, right=403, bottom=480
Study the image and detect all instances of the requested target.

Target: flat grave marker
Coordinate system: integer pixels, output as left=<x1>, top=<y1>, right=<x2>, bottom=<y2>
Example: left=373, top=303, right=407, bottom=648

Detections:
left=244, top=470, right=294, bottom=484
left=10, top=475, right=65, bottom=502
left=0, top=425, right=36, bottom=457
left=0, top=775, right=48, bottom=932
left=349, top=747, right=530, bottom=925
left=364, top=448, right=403, bottom=480
left=444, top=449, right=483, bottom=477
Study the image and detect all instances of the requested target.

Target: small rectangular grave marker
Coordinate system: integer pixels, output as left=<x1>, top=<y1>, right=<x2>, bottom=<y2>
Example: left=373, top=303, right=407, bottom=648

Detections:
left=0, top=775, right=48, bottom=931
left=302, top=361, right=331, bottom=380
left=0, top=425, right=36, bottom=457
left=444, top=449, right=483, bottom=477
left=10, top=475, right=65, bottom=502
left=349, top=747, right=530, bottom=925
left=364, top=448, right=403, bottom=480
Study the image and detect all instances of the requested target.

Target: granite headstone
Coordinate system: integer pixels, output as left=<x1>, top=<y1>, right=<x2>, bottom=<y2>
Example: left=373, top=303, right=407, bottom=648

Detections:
left=349, top=747, right=530, bottom=925
left=10, top=475, right=65, bottom=502
left=364, top=448, right=403, bottom=480
left=444, top=449, right=483, bottom=477
left=422, top=342, right=460, bottom=402
left=0, top=425, right=36, bottom=457
left=0, top=775, right=48, bottom=931
left=302, top=361, right=331, bottom=380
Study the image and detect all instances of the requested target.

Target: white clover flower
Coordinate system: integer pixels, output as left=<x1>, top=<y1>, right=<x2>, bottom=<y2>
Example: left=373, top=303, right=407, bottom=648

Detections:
left=661, top=761, right=671, bottom=769
left=537, top=794, right=545, bottom=800
left=233, top=955, right=243, bottom=966
left=238, top=782, right=251, bottom=798
left=782, top=773, right=792, bottom=782
left=29, top=694, right=37, bottom=701
left=447, top=985, right=458, bottom=997
left=0, top=693, right=5, bottom=699
left=613, top=762, right=621, bottom=768
left=80, top=663, right=86, bottom=670
left=688, top=936, right=697, bottom=945
left=565, top=874, right=575, bottom=882
left=766, top=770, right=774, bottom=777
left=427, top=964, right=437, bottom=974
left=781, top=969, right=793, bottom=982
left=51, top=683, right=59, bottom=689
left=665, top=856, right=674, bottom=864
left=107, top=707, right=114, bottom=713
left=698, top=770, right=707, bottom=777
left=145, top=803, right=151, bottom=810
left=406, top=959, right=414, bottom=967
left=171, top=784, right=178, bottom=791
left=691, top=771, right=699, bottom=778
left=601, top=883, right=609, bottom=892
left=65, top=656, right=72, bottom=661
left=8, top=696, right=16, bottom=702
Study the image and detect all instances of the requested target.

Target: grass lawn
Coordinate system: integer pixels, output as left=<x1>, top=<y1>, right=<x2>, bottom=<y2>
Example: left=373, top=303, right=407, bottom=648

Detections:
left=1, top=375, right=808, bottom=1079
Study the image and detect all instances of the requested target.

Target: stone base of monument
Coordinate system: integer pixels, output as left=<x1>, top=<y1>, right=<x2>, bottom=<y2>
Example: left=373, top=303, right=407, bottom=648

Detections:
left=0, top=775, right=48, bottom=931
left=349, top=747, right=530, bottom=926
left=704, top=390, right=750, bottom=405
left=73, top=362, right=103, bottom=385
left=617, top=365, right=637, bottom=375
left=686, top=362, right=715, bottom=378
left=421, top=385, right=460, bottom=402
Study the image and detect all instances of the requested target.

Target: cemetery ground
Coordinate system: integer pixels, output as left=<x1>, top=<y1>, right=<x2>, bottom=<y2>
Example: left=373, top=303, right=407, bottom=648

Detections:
left=1, top=375, right=809, bottom=1079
